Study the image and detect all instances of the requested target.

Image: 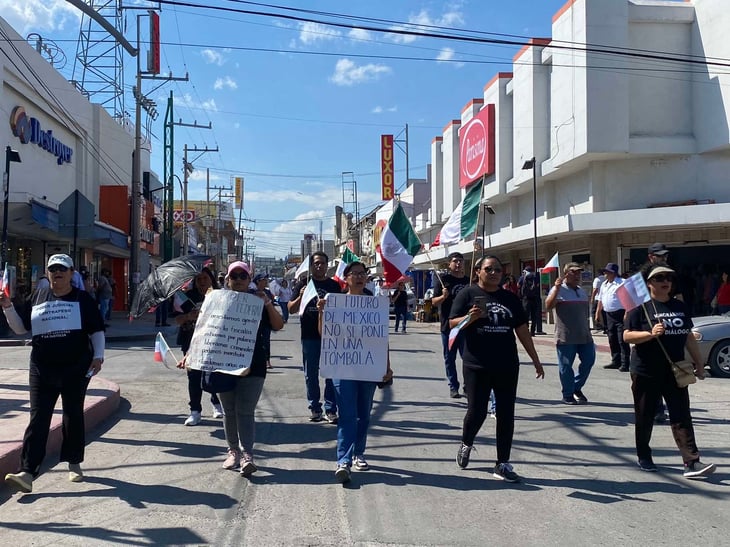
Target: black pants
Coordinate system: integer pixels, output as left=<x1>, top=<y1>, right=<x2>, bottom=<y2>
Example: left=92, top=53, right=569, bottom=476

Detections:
left=21, top=362, right=90, bottom=477
left=462, top=364, right=519, bottom=464
left=524, top=299, right=542, bottom=335
left=187, top=369, right=220, bottom=412
left=605, top=309, right=630, bottom=367
left=631, top=371, right=699, bottom=464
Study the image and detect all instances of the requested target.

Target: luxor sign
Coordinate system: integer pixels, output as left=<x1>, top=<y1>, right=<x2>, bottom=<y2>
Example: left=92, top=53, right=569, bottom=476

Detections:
left=10, top=106, right=73, bottom=165
left=458, top=104, right=495, bottom=188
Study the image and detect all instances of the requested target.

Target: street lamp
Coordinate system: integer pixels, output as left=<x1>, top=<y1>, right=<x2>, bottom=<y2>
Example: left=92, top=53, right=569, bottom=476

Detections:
left=522, top=157, right=538, bottom=272
left=2, top=146, right=22, bottom=265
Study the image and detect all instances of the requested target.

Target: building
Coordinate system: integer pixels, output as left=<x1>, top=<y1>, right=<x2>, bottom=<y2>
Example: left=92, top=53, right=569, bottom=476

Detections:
left=415, top=0, right=730, bottom=313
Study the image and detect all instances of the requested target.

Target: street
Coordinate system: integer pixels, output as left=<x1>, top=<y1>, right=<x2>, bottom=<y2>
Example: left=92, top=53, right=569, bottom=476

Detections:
left=1, top=320, right=729, bottom=546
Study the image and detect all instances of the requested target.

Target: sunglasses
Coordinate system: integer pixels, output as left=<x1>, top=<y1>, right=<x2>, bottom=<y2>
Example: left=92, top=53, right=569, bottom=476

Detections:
left=48, top=265, right=69, bottom=273
left=650, top=274, right=674, bottom=283
left=229, top=272, right=249, bottom=281
left=347, top=271, right=368, bottom=278
left=482, top=267, right=502, bottom=274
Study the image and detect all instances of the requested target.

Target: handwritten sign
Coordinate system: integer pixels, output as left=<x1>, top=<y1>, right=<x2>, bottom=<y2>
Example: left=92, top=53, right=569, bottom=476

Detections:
left=319, top=294, right=389, bottom=381
left=186, top=289, right=263, bottom=375
left=31, top=300, right=82, bottom=336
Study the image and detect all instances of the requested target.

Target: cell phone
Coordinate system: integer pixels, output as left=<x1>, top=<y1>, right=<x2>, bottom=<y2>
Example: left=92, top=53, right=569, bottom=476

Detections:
left=473, top=296, right=487, bottom=312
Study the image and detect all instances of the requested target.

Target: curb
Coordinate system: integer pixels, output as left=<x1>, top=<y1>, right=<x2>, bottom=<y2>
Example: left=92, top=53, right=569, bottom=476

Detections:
left=0, top=376, right=121, bottom=482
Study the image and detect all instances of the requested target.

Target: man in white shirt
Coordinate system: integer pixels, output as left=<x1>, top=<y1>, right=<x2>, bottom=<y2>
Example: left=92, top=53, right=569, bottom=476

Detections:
left=595, top=263, right=629, bottom=371
left=591, top=271, right=606, bottom=333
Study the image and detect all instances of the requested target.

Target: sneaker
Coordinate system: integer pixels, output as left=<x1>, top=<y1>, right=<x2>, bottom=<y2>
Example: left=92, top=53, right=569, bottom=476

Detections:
left=240, top=454, right=257, bottom=477
left=654, top=412, right=668, bottom=424
left=223, top=449, right=240, bottom=470
left=561, top=397, right=578, bottom=405
left=683, top=460, right=716, bottom=479
left=68, top=463, right=84, bottom=482
left=619, top=366, right=630, bottom=372
left=309, top=410, right=323, bottom=422
left=184, top=410, right=202, bottom=426
left=335, top=464, right=351, bottom=483
left=489, top=411, right=497, bottom=419
left=5, top=471, right=33, bottom=493
left=493, top=462, right=521, bottom=483
left=353, top=456, right=370, bottom=471
left=212, top=404, right=224, bottom=419
left=603, top=363, right=621, bottom=369
left=637, top=459, right=658, bottom=472
left=456, top=443, right=472, bottom=469
left=450, top=389, right=462, bottom=399
left=325, top=412, right=338, bottom=424
left=573, top=390, right=588, bottom=404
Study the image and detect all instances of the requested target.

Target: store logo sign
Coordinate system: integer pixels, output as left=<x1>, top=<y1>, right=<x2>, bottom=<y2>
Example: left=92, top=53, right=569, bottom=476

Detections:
left=10, top=106, right=73, bottom=165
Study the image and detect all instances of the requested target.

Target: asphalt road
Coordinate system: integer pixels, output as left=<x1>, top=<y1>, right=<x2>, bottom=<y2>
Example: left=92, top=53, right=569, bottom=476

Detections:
left=1, top=321, right=729, bottom=546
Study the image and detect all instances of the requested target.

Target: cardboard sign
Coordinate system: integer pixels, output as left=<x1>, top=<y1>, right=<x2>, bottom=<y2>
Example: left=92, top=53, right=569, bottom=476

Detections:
left=31, top=300, right=82, bottom=336
left=319, top=294, right=389, bottom=382
left=186, top=289, right=263, bottom=375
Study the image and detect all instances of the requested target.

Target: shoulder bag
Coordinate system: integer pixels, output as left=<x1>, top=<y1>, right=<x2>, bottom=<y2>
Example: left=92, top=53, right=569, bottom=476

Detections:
left=644, top=302, right=696, bottom=388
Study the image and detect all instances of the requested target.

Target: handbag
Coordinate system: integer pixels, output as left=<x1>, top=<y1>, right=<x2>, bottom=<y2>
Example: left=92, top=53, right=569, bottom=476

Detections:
left=670, top=359, right=697, bottom=388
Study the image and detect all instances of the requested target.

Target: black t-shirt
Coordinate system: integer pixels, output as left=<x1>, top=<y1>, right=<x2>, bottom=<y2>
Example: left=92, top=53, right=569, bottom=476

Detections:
left=292, top=277, right=342, bottom=340
left=24, top=287, right=105, bottom=367
left=248, top=303, right=274, bottom=378
left=392, top=289, right=408, bottom=308
left=627, top=298, right=693, bottom=377
left=177, top=286, right=206, bottom=353
left=450, top=286, right=528, bottom=369
left=433, top=274, right=469, bottom=333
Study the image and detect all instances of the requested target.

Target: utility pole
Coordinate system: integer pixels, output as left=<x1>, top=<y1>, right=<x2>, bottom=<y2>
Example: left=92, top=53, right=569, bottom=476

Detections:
left=180, top=145, right=218, bottom=255
left=209, top=184, right=233, bottom=268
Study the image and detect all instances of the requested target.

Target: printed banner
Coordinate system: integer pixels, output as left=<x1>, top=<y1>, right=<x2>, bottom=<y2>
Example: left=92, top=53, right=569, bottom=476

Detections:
left=319, top=294, right=389, bottom=381
left=30, top=300, right=82, bottom=336
left=186, top=289, right=263, bottom=375
left=381, top=134, right=394, bottom=200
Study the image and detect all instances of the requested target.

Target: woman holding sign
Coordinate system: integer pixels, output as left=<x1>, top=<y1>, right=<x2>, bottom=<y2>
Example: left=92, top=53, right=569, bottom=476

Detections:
left=218, top=261, right=283, bottom=476
left=317, top=261, right=393, bottom=484
left=2, top=254, right=105, bottom=493
left=449, top=255, right=544, bottom=484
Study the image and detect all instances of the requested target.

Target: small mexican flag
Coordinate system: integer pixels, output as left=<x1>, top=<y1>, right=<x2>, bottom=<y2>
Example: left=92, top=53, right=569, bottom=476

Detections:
left=154, top=332, right=179, bottom=369
left=433, top=180, right=483, bottom=246
left=378, top=203, right=421, bottom=284
left=333, top=247, right=358, bottom=287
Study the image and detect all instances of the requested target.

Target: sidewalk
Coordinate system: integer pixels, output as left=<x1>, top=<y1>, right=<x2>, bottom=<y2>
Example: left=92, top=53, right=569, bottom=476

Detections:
left=0, top=310, right=169, bottom=485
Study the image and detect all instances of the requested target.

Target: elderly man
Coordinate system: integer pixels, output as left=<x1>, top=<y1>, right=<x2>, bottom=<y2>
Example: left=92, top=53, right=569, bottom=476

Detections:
left=595, top=263, right=630, bottom=371
left=545, top=263, right=595, bottom=405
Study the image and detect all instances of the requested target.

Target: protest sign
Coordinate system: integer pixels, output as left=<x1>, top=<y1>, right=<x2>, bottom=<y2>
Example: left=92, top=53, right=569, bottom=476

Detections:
left=319, top=294, right=389, bottom=382
left=31, top=300, right=82, bottom=336
left=186, top=289, right=263, bottom=375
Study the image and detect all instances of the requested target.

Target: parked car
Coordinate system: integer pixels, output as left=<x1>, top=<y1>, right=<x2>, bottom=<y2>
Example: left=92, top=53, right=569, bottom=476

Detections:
left=692, top=313, right=730, bottom=378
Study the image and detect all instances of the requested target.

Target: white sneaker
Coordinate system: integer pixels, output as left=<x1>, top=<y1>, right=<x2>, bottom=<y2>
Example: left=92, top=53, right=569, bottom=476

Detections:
left=184, top=411, right=202, bottom=426
left=68, top=463, right=84, bottom=482
left=212, top=404, right=224, bottom=419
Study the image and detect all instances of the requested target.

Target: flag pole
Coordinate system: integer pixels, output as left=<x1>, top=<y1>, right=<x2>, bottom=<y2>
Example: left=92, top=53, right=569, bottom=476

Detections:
left=469, top=176, right=486, bottom=286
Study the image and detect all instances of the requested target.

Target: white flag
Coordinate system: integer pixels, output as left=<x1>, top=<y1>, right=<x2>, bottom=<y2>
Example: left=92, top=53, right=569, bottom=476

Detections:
left=299, top=279, right=318, bottom=316
left=295, top=255, right=310, bottom=280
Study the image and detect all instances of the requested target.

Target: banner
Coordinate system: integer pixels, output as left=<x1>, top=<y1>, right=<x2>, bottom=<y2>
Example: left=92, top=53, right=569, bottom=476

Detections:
left=381, top=134, right=394, bottom=200
left=458, top=104, right=495, bottom=188
left=319, top=294, right=389, bottom=381
left=234, top=177, right=243, bottom=209
left=186, top=290, right=263, bottom=375
left=148, top=10, right=160, bottom=74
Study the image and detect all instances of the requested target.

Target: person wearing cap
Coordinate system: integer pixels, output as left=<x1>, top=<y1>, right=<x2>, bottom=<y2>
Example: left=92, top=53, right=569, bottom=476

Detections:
left=251, top=273, right=274, bottom=369
left=623, top=264, right=716, bottom=479
left=432, top=252, right=469, bottom=398
left=2, top=254, right=105, bottom=493
left=175, top=266, right=223, bottom=425
left=288, top=251, right=341, bottom=423
left=595, top=263, right=630, bottom=371
left=545, top=263, right=596, bottom=405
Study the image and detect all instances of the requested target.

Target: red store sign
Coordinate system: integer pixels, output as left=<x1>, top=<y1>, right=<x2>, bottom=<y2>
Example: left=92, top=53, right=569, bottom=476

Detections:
left=458, top=104, right=495, bottom=189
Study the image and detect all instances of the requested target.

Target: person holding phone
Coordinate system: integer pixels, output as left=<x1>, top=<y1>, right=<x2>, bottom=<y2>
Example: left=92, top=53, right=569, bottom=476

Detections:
left=2, top=254, right=105, bottom=493
left=449, top=255, right=544, bottom=483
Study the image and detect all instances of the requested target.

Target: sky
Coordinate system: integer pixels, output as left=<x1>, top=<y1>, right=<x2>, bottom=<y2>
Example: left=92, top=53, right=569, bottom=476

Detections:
left=3, top=0, right=576, bottom=259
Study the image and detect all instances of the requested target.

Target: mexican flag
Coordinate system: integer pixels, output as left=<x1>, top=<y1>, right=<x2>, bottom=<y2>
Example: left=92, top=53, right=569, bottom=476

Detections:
left=433, top=180, right=483, bottom=246
left=378, top=203, right=421, bottom=284
left=333, top=247, right=358, bottom=286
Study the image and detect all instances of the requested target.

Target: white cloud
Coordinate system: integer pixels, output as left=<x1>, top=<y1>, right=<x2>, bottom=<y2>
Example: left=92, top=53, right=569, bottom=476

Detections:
left=436, top=47, right=464, bottom=67
left=213, top=76, right=238, bottom=90
left=372, top=105, right=398, bottom=114
left=201, top=49, right=225, bottom=66
left=372, top=106, right=383, bottom=114
left=297, top=21, right=341, bottom=45
left=348, top=28, right=372, bottom=41
left=175, top=93, right=218, bottom=112
left=0, top=0, right=80, bottom=34
left=330, top=58, right=391, bottom=87
left=388, top=7, right=465, bottom=44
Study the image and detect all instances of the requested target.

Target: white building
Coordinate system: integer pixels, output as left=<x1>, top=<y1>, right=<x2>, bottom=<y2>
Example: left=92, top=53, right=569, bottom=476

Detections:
left=418, top=0, right=730, bottom=308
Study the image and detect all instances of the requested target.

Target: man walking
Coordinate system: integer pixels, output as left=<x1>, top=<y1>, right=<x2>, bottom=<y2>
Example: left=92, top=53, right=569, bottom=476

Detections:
left=288, top=251, right=341, bottom=423
left=520, top=270, right=544, bottom=336
left=595, top=263, right=630, bottom=371
left=545, top=263, right=596, bottom=405
left=432, top=252, right=469, bottom=398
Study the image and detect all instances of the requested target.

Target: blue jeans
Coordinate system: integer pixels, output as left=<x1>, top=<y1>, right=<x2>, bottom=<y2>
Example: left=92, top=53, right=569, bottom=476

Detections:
left=302, top=338, right=337, bottom=414
left=98, top=298, right=110, bottom=322
left=394, top=306, right=407, bottom=332
left=279, top=301, right=289, bottom=322
left=440, top=331, right=463, bottom=392
left=556, top=342, right=596, bottom=398
left=333, top=379, right=377, bottom=466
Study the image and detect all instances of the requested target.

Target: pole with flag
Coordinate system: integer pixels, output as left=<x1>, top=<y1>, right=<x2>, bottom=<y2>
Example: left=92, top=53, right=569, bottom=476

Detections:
left=154, top=332, right=179, bottom=369
left=378, top=202, right=422, bottom=285
left=294, top=255, right=310, bottom=281
left=333, top=247, right=358, bottom=287
left=432, top=179, right=483, bottom=247
left=541, top=252, right=560, bottom=274
left=298, top=278, right=318, bottom=316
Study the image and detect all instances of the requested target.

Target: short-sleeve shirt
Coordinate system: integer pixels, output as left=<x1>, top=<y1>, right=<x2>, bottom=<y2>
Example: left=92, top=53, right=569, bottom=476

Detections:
left=550, top=283, right=593, bottom=345
left=627, top=298, right=692, bottom=377
left=433, top=274, right=469, bottom=333
left=598, top=277, right=625, bottom=312
left=392, top=290, right=408, bottom=308
left=450, top=286, right=528, bottom=370
left=292, top=277, right=342, bottom=340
